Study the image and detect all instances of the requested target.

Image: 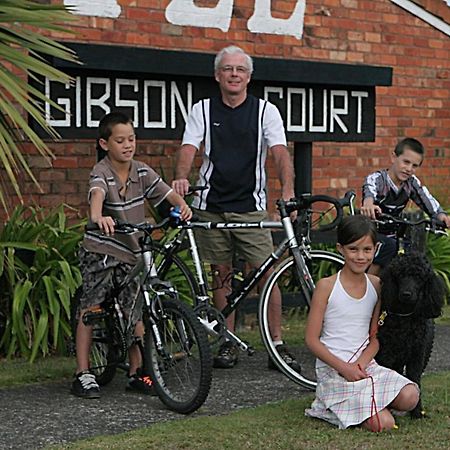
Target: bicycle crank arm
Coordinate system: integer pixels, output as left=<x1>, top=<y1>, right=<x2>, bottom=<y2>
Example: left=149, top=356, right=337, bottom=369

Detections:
left=221, top=329, right=255, bottom=355
left=197, top=316, right=255, bottom=355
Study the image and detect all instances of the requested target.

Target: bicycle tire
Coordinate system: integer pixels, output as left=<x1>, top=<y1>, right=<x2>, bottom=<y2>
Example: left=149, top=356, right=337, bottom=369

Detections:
left=258, top=250, right=344, bottom=390
left=70, top=288, right=118, bottom=386
left=151, top=242, right=199, bottom=307
left=144, top=298, right=213, bottom=414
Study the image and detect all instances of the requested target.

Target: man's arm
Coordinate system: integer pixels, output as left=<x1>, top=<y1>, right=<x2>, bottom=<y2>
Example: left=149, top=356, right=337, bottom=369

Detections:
left=271, top=145, right=295, bottom=200
left=172, top=144, right=197, bottom=196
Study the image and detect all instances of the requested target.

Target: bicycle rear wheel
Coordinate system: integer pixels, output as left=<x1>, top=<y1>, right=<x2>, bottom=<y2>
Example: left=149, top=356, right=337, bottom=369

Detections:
left=258, top=250, right=344, bottom=390
left=144, top=298, right=212, bottom=414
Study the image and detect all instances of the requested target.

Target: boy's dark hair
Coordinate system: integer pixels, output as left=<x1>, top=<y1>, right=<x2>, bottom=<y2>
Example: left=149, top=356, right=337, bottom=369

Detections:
left=337, top=215, right=377, bottom=246
left=394, top=137, right=425, bottom=157
left=96, top=112, right=134, bottom=161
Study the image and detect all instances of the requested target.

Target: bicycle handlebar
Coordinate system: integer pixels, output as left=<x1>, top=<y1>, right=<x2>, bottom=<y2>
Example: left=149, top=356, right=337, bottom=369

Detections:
left=278, top=190, right=355, bottom=232
left=374, top=213, right=448, bottom=236
left=85, top=217, right=173, bottom=234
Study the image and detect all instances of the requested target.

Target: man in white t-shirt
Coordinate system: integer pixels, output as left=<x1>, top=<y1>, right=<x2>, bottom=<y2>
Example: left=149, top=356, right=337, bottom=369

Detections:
left=172, top=45, right=299, bottom=371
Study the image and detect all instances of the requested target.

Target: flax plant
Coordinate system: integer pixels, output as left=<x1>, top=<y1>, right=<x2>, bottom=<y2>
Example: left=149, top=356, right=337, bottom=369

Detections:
left=427, top=230, right=450, bottom=302
left=0, top=0, right=78, bottom=214
left=0, top=204, right=84, bottom=361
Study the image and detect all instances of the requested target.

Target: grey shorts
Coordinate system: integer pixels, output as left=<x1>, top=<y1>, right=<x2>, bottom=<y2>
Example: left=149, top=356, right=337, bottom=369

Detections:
left=193, top=210, right=274, bottom=265
left=78, top=247, right=141, bottom=320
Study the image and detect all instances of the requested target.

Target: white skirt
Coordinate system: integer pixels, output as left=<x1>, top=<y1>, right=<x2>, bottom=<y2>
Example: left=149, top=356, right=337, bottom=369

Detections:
left=305, top=360, right=417, bottom=429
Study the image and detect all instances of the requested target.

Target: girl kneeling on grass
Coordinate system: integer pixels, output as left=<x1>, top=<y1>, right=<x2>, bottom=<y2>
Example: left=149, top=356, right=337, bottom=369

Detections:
left=305, top=215, right=419, bottom=431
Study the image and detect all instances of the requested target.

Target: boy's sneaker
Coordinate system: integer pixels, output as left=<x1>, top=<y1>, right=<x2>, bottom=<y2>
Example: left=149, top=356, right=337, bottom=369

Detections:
left=71, top=371, right=100, bottom=399
left=126, top=373, right=157, bottom=396
left=213, top=341, right=239, bottom=369
left=268, top=344, right=301, bottom=373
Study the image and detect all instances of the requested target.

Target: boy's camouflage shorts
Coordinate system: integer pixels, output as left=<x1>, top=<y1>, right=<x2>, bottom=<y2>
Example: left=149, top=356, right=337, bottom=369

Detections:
left=77, top=247, right=141, bottom=322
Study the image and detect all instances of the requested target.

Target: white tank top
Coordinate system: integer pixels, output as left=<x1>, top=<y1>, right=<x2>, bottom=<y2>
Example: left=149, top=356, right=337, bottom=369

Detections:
left=317, top=271, right=378, bottom=368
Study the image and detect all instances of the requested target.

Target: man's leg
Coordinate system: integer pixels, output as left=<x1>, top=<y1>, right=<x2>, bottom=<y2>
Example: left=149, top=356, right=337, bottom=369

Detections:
left=211, top=263, right=235, bottom=332
left=210, top=263, right=240, bottom=368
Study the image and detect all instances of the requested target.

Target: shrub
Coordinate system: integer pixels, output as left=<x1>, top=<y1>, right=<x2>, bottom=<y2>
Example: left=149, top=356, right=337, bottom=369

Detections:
left=0, top=204, right=84, bottom=361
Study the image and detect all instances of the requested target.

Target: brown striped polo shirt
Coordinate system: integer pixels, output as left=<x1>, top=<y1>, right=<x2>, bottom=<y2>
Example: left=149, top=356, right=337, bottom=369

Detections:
left=82, top=157, right=172, bottom=264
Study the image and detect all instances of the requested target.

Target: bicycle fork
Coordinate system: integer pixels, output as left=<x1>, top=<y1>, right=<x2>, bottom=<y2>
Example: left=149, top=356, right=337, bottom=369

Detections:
left=143, top=284, right=192, bottom=359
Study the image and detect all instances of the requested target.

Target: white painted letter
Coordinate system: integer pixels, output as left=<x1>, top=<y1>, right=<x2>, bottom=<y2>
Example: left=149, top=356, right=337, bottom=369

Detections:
left=165, top=0, right=233, bottom=32
left=170, top=82, right=192, bottom=129
left=287, top=88, right=306, bottom=132
left=144, top=81, right=166, bottom=129
left=309, top=88, right=327, bottom=133
left=86, top=77, right=111, bottom=128
left=115, top=79, right=139, bottom=126
left=45, top=78, right=71, bottom=127
left=351, top=91, right=369, bottom=133
left=264, top=86, right=284, bottom=101
left=330, top=90, right=348, bottom=133
left=64, top=0, right=121, bottom=18
left=248, top=0, right=305, bottom=40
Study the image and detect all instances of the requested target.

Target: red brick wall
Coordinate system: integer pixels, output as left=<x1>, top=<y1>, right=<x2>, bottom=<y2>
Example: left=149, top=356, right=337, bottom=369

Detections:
left=12, top=0, right=449, bottom=217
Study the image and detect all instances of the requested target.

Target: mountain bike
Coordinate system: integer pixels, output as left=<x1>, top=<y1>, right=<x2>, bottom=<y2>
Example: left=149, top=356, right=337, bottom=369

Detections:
left=71, top=217, right=212, bottom=414
left=153, top=190, right=356, bottom=390
left=374, top=212, right=448, bottom=255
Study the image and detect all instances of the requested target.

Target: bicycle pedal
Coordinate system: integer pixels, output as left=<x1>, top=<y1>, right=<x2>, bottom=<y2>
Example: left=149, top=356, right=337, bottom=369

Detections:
left=247, top=347, right=255, bottom=357
left=82, top=307, right=107, bottom=325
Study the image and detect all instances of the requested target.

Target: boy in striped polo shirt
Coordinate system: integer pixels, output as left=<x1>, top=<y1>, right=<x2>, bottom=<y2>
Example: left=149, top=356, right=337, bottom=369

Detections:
left=71, top=112, right=192, bottom=399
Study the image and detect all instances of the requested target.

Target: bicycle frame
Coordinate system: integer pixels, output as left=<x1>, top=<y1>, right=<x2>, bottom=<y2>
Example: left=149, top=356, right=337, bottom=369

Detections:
left=169, top=215, right=325, bottom=352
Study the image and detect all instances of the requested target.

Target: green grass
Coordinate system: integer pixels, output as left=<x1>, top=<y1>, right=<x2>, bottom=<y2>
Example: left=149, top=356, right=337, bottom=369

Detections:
left=48, top=372, right=450, bottom=450
left=436, top=304, right=450, bottom=325
left=0, top=356, right=74, bottom=388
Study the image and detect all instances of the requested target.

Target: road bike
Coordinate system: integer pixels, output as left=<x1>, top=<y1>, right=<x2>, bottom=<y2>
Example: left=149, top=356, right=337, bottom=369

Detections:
left=71, top=217, right=212, bottom=414
left=152, top=190, right=356, bottom=390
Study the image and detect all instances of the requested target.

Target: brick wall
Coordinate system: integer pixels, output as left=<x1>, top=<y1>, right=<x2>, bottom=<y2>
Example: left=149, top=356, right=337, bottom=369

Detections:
left=11, top=0, right=449, bottom=217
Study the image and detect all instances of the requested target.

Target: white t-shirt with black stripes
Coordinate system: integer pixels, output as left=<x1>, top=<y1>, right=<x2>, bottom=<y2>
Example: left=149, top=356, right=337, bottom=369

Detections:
left=182, top=95, right=287, bottom=212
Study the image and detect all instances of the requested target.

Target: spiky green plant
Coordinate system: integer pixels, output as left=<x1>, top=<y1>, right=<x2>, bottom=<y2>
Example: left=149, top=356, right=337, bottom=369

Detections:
left=427, top=230, right=450, bottom=303
left=0, top=0, right=78, bottom=213
left=0, top=204, right=84, bottom=361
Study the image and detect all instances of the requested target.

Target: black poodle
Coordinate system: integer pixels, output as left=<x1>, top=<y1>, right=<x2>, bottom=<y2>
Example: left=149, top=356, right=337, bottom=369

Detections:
left=375, top=251, right=446, bottom=419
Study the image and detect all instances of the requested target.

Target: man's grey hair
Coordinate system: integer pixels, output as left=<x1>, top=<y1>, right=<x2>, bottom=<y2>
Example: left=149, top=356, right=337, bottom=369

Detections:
left=214, top=46, right=254, bottom=74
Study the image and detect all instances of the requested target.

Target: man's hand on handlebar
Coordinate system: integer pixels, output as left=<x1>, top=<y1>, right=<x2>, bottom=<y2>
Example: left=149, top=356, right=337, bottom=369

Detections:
left=172, top=178, right=190, bottom=197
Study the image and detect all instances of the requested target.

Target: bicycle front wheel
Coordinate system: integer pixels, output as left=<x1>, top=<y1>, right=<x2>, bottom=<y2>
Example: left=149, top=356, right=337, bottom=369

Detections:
left=144, top=298, right=212, bottom=414
left=259, top=250, right=344, bottom=390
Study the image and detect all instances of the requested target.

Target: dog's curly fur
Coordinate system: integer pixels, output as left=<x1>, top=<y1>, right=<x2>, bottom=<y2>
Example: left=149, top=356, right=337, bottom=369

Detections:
left=375, top=251, right=446, bottom=418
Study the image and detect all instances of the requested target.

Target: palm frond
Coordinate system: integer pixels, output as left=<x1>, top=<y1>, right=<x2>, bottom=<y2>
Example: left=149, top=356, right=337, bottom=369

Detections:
left=0, top=0, right=79, bottom=214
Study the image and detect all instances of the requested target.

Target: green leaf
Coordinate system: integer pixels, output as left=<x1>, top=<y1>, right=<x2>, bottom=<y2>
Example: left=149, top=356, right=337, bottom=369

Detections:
left=0, top=0, right=79, bottom=214
left=29, top=310, right=49, bottom=363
